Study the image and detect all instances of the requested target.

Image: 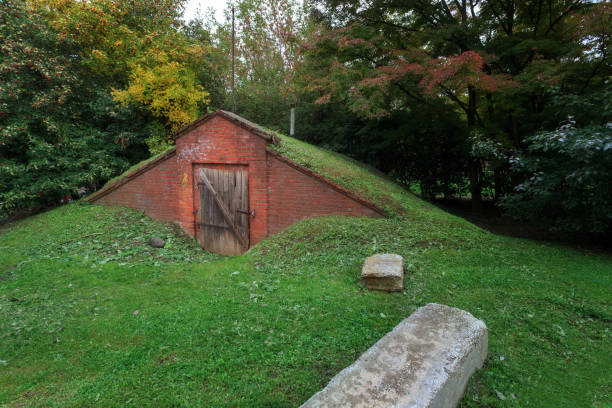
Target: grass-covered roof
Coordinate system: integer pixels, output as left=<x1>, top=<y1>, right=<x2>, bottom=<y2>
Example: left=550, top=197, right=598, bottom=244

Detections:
left=90, top=110, right=437, bottom=219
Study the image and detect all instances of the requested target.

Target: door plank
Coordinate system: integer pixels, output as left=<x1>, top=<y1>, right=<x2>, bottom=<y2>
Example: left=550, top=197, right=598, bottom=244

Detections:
left=199, top=169, right=248, bottom=249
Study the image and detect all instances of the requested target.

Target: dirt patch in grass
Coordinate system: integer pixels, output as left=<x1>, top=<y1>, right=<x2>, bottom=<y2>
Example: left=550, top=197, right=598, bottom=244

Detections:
left=13, top=385, right=51, bottom=408
left=157, top=353, right=177, bottom=365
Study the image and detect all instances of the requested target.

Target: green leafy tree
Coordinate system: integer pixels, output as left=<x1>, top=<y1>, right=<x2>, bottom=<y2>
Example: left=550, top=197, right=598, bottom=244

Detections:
left=31, top=0, right=217, bottom=150
left=500, top=120, right=612, bottom=234
left=0, top=0, right=142, bottom=215
left=500, top=80, right=612, bottom=234
left=304, top=0, right=610, bottom=211
left=211, top=0, right=306, bottom=130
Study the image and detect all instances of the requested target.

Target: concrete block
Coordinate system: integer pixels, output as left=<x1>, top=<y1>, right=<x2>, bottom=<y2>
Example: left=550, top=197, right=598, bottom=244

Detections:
left=361, top=253, right=404, bottom=291
left=300, top=303, right=488, bottom=408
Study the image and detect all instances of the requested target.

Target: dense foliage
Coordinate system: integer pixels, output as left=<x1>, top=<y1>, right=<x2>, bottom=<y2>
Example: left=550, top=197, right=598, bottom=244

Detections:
left=297, top=0, right=610, bottom=214
left=500, top=81, right=612, bottom=233
left=501, top=121, right=612, bottom=233
left=218, top=0, right=611, bottom=233
left=0, top=0, right=219, bottom=216
left=30, top=0, right=218, bottom=146
left=0, top=0, right=142, bottom=215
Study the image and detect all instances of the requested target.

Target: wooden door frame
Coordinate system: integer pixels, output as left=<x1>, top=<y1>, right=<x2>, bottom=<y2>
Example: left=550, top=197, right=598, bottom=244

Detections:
left=192, top=162, right=250, bottom=251
left=198, top=169, right=249, bottom=248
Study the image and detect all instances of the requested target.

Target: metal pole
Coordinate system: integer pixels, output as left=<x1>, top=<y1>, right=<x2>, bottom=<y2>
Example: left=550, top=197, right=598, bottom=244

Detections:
left=231, top=7, right=235, bottom=113
left=290, top=107, right=295, bottom=137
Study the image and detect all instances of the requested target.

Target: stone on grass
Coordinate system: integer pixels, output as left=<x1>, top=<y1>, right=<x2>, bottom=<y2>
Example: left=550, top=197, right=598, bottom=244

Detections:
left=148, top=237, right=165, bottom=248
left=361, top=253, right=404, bottom=292
left=300, top=303, right=488, bottom=408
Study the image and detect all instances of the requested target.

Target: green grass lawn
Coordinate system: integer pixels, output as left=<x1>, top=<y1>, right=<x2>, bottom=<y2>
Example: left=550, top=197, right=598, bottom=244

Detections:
left=1, top=198, right=611, bottom=407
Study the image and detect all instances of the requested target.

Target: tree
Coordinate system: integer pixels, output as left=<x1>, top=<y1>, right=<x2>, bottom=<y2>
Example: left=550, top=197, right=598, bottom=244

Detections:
left=500, top=120, right=612, bottom=234
left=211, top=0, right=306, bottom=131
left=30, top=0, right=217, bottom=151
left=499, top=74, right=612, bottom=234
left=305, top=0, right=607, bottom=211
left=111, top=47, right=210, bottom=133
left=0, top=0, right=140, bottom=214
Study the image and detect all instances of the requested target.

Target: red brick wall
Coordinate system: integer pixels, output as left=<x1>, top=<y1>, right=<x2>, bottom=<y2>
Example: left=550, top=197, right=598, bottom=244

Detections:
left=92, top=112, right=383, bottom=250
left=95, top=152, right=178, bottom=223
left=174, top=115, right=270, bottom=244
left=266, top=154, right=381, bottom=235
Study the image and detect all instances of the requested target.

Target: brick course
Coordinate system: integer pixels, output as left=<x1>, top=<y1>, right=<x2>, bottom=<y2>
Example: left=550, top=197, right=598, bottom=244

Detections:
left=266, top=151, right=381, bottom=236
left=89, top=111, right=384, bottom=253
left=94, top=150, right=178, bottom=223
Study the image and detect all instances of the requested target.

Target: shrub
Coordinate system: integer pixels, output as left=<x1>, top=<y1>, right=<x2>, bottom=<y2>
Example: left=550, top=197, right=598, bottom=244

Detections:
left=0, top=0, right=144, bottom=216
left=500, top=120, right=612, bottom=233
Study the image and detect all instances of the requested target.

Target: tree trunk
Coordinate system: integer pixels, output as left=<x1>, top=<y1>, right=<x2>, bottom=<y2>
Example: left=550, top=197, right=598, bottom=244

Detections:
left=467, top=86, right=483, bottom=213
left=469, top=160, right=483, bottom=213
left=494, top=167, right=503, bottom=203
left=509, top=109, right=520, bottom=147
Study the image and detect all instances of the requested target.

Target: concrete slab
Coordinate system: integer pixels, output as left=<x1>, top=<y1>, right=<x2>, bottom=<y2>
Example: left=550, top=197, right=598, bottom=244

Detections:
left=361, top=253, right=404, bottom=292
left=300, top=303, right=488, bottom=408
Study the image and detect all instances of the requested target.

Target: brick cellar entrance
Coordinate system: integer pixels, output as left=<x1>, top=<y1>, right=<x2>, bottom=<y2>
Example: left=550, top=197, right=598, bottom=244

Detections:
left=87, top=110, right=385, bottom=255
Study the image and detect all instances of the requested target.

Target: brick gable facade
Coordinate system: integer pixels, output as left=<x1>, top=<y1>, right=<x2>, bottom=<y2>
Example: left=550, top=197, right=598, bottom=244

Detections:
left=88, top=111, right=384, bottom=253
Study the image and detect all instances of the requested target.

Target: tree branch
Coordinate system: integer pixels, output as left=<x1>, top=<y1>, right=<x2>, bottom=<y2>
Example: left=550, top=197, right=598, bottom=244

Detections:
left=439, top=0, right=455, bottom=20
left=395, top=81, right=428, bottom=104
left=364, top=14, right=420, bottom=33
left=469, top=0, right=477, bottom=19
left=487, top=1, right=512, bottom=35
left=579, top=51, right=608, bottom=94
left=544, top=0, right=584, bottom=35
left=440, top=85, right=486, bottom=127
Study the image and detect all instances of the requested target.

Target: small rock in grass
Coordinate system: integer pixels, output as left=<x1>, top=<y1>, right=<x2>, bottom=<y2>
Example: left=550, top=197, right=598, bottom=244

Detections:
left=148, top=237, right=165, bottom=248
left=361, top=253, right=404, bottom=292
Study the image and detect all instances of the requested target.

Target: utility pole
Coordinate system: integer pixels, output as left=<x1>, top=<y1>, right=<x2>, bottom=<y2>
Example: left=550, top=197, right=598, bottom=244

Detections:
left=231, top=7, right=235, bottom=113
left=290, top=107, right=295, bottom=137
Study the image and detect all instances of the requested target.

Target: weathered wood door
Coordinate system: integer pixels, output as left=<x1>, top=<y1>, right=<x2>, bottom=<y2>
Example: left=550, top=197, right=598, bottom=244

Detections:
left=197, top=167, right=250, bottom=255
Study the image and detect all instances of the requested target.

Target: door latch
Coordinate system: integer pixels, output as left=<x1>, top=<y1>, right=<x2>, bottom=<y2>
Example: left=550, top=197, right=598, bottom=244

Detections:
left=236, top=209, right=255, bottom=218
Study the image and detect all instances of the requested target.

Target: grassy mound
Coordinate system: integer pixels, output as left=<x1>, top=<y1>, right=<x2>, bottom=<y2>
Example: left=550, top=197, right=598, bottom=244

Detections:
left=93, top=126, right=431, bottom=218
left=270, top=132, right=435, bottom=217
left=0, top=204, right=214, bottom=268
left=1, top=203, right=611, bottom=405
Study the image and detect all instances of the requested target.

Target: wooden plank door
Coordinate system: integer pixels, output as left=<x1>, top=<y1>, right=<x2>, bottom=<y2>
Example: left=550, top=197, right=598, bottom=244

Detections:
left=197, top=167, right=249, bottom=255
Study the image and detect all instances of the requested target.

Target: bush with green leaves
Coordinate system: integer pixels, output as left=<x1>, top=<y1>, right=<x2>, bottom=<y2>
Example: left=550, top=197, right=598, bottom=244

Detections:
left=0, top=0, right=149, bottom=216
left=500, top=120, right=612, bottom=234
